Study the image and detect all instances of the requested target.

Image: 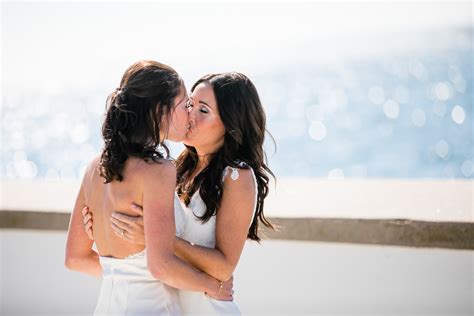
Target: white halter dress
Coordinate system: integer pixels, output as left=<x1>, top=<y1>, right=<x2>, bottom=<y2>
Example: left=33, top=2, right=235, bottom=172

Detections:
left=93, top=194, right=186, bottom=316
left=177, top=164, right=258, bottom=316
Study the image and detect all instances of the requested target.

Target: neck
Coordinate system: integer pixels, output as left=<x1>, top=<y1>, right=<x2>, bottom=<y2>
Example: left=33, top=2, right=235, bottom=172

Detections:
left=196, top=153, right=211, bottom=170
left=194, top=141, right=223, bottom=169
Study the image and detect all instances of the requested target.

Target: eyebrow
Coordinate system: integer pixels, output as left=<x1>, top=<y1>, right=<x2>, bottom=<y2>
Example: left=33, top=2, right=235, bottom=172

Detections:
left=190, top=96, right=215, bottom=109
left=199, top=100, right=212, bottom=108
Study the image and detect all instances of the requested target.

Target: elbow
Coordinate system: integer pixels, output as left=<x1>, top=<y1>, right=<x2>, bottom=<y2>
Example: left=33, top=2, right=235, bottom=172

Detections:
left=65, top=255, right=80, bottom=271
left=149, top=265, right=167, bottom=281
left=215, top=263, right=235, bottom=282
left=148, top=257, right=173, bottom=281
left=65, top=250, right=91, bottom=271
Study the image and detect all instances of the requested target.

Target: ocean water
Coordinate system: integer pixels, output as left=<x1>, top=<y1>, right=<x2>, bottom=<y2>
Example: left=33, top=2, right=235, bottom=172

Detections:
left=1, top=5, right=472, bottom=180
left=258, top=31, right=473, bottom=179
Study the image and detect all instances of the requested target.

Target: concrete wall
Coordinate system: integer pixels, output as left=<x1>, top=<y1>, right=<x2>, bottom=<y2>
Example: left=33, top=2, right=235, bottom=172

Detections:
left=1, top=229, right=472, bottom=316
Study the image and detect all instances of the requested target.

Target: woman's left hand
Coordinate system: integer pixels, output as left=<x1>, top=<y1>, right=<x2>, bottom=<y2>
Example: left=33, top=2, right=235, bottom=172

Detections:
left=82, top=206, right=94, bottom=240
left=110, top=204, right=146, bottom=245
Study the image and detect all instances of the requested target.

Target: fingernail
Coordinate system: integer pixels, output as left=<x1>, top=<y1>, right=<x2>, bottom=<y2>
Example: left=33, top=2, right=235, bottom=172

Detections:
left=131, top=204, right=137, bottom=209
left=111, top=213, right=118, bottom=218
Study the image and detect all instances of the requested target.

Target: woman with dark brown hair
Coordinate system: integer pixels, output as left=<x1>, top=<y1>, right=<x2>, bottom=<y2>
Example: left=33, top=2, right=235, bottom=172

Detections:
left=65, top=61, right=233, bottom=316
left=83, top=72, right=274, bottom=315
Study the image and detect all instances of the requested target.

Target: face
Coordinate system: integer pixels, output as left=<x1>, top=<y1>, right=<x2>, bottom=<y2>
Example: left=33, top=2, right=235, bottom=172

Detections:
left=164, top=83, right=189, bottom=142
left=185, top=82, right=226, bottom=154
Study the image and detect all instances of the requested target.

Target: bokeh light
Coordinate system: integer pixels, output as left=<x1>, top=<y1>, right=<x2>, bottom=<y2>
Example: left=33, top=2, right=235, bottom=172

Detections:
left=1, top=2, right=472, bottom=180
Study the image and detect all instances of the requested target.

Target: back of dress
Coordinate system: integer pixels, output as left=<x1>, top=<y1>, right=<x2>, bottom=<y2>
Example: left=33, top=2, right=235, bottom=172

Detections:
left=84, top=157, right=183, bottom=316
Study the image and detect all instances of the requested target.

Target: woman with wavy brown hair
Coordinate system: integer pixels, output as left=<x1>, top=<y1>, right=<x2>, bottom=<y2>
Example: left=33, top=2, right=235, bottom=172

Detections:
left=82, top=72, right=274, bottom=315
left=65, top=61, right=233, bottom=316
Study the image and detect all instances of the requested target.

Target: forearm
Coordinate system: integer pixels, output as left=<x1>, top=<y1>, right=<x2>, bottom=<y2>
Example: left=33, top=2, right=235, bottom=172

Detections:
left=65, top=250, right=102, bottom=278
left=174, top=238, right=233, bottom=281
left=150, top=254, right=219, bottom=294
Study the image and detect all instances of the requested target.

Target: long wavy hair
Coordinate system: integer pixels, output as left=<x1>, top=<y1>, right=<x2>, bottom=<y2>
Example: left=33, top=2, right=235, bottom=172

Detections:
left=175, top=72, right=275, bottom=241
left=99, top=60, right=182, bottom=183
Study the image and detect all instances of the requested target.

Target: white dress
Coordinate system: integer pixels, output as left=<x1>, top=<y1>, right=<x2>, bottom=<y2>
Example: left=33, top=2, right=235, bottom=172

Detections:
left=177, top=165, right=258, bottom=316
left=93, top=194, right=186, bottom=316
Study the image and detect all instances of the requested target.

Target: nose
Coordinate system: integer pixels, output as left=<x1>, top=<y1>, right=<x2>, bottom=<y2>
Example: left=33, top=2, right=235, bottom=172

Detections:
left=187, top=103, right=197, bottom=118
left=188, top=114, right=195, bottom=126
left=187, top=106, right=195, bottom=124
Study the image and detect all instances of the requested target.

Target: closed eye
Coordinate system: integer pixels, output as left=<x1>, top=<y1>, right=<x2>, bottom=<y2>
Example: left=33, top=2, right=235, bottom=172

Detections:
left=199, top=107, right=209, bottom=114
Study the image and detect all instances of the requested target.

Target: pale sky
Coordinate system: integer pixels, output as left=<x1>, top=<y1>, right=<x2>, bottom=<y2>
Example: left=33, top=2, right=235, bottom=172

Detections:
left=2, top=1, right=472, bottom=94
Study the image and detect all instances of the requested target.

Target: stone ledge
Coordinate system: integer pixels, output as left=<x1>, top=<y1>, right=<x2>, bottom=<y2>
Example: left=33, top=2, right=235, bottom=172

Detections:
left=1, top=210, right=472, bottom=250
left=262, top=217, right=474, bottom=250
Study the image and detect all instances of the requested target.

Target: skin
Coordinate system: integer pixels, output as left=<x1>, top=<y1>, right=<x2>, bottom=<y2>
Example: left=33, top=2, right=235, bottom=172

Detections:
left=84, top=81, right=256, bottom=286
left=66, top=84, right=233, bottom=300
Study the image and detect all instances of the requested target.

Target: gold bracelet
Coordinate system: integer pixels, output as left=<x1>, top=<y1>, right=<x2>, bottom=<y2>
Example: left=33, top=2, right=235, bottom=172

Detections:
left=217, top=281, right=223, bottom=295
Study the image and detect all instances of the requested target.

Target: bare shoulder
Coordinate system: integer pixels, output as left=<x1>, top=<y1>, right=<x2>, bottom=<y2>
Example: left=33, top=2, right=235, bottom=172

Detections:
left=131, top=157, right=176, bottom=186
left=83, top=155, right=102, bottom=181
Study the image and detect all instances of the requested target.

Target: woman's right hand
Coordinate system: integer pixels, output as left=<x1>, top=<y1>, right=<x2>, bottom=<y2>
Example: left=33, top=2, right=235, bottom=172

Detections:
left=81, top=204, right=146, bottom=244
left=110, top=204, right=146, bottom=245
left=206, top=276, right=234, bottom=301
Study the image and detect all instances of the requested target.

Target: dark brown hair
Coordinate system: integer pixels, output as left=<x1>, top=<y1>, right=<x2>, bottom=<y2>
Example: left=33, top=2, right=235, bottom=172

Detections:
left=99, top=60, right=182, bottom=183
left=176, top=72, right=275, bottom=241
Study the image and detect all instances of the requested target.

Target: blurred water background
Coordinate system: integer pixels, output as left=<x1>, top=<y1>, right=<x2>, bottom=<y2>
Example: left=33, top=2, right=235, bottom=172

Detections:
left=2, top=1, right=472, bottom=180
left=2, top=3, right=473, bottom=315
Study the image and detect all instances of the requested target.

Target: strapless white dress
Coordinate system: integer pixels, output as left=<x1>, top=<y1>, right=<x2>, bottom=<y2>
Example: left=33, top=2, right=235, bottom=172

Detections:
left=93, top=194, right=186, bottom=316
left=177, top=165, right=258, bottom=316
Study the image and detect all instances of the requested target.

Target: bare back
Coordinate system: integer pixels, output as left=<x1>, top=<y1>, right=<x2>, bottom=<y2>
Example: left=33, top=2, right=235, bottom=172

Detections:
left=83, top=156, right=165, bottom=258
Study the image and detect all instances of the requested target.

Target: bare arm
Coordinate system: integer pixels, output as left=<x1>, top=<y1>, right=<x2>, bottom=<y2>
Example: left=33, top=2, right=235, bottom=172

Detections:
left=142, top=161, right=231, bottom=299
left=65, top=163, right=101, bottom=278
left=174, top=168, right=256, bottom=281
left=82, top=169, right=256, bottom=282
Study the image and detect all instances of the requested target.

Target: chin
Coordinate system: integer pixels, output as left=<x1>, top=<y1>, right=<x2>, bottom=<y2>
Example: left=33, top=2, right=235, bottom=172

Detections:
left=183, top=139, right=196, bottom=147
left=168, top=137, right=184, bottom=143
left=167, top=132, right=186, bottom=143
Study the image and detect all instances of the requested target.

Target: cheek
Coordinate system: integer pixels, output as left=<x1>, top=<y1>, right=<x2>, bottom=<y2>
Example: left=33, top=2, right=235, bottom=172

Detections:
left=179, top=108, right=188, bottom=124
left=174, top=108, right=188, bottom=127
left=208, top=119, right=226, bottom=140
left=195, top=114, right=224, bottom=139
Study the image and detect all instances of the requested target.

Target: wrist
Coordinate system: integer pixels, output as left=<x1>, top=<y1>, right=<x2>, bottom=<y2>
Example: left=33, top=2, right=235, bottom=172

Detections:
left=205, top=278, right=221, bottom=296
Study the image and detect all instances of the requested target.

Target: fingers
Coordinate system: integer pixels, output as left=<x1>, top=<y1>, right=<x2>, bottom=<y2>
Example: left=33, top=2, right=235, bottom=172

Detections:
left=84, top=220, right=93, bottom=239
left=81, top=206, right=89, bottom=216
left=83, top=213, right=92, bottom=226
left=84, top=219, right=93, bottom=230
left=82, top=206, right=94, bottom=240
left=206, top=293, right=233, bottom=301
left=111, top=212, right=142, bottom=226
left=131, top=203, right=144, bottom=216
left=110, top=222, right=127, bottom=239
left=86, top=226, right=94, bottom=240
left=82, top=206, right=91, bottom=226
left=121, top=233, right=136, bottom=242
left=110, top=216, right=131, bottom=231
left=111, top=222, right=137, bottom=242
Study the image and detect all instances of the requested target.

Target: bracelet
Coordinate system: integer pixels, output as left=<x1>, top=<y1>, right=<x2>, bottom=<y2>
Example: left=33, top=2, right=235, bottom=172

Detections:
left=217, top=281, right=223, bottom=295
